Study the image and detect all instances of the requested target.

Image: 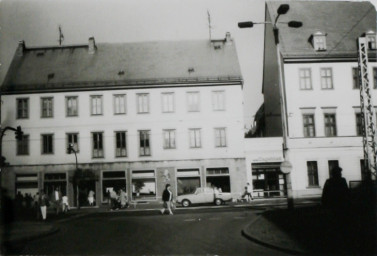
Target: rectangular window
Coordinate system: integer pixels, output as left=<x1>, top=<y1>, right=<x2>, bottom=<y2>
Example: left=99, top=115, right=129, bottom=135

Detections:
left=67, top=133, right=79, bottom=153
left=299, top=68, right=312, bottom=90
left=187, top=92, right=200, bottom=112
left=41, top=134, right=54, bottom=154
left=137, top=93, right=149, bottom=113
left=320, top=68, right=333, bottom=89
left=374, top=67, right=377, bottom=89
left=102, top=171, right=126, bottom=203
left=132, top=170, right=156, bottom=200
left=324, top=114, right=337, bottom=137
left=328, top=160, right=339, bottom=178
left=115, top=131, right=127, bottom=157
left=163, top=129, right=176, bottom=149
left=307, top=161, right=319, bottom=187
left=177, top=169, right=201, bottom=195
left=212, top=91, right=225, bottom=111
left=92, top=132, right=104, bottom=158
left=91, top=95, right=103, bottom=115
left=114, top=94, right=126, bottom=114
left=189, top=129, right=201, bottom=148
left=356, top=113, right=363, bottom=136
left=17, top=98, right=29, bottom=119
left=41, top=97, right=53, bottom=118
left=303, top=114, right=315, bottom=137
left=66, top=96, right=78, bottom=117
left=214, top=128, right=226, bottom=147
left=353, top=68, right=360, bottom=89
left=139, top=130, right=151, bottom=156
left=161, top=92, right=175, bottom=113
left=17, top=134, right=29, bottom=155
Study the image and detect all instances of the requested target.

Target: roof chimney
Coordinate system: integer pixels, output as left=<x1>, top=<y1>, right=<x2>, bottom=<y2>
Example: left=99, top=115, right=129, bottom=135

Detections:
left=88, top=37, right=96, bottom=54
left=225, top=32, right=232, bottom=45
left=16, top=40, right=26, bottom=56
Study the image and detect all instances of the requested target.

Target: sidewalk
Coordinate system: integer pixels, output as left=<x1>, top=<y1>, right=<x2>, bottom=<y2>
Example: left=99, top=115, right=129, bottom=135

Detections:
left=242, top=205, right=377, bottom=255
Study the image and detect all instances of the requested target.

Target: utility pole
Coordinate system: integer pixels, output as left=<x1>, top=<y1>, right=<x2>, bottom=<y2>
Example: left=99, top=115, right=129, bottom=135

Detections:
left=357, top=37, right=377, bottom=180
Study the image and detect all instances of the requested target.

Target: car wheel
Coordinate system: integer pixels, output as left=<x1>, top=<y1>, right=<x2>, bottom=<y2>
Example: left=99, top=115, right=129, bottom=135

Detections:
left=214, top=198, right=222, bottom=206
left=182, top=199, right=191, bottom=207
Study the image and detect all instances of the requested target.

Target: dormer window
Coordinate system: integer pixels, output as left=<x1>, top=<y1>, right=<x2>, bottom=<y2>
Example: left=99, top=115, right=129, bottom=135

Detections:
left=366, top=30, right=376, bottom=50
left=313, top=31, right=327, bottom=51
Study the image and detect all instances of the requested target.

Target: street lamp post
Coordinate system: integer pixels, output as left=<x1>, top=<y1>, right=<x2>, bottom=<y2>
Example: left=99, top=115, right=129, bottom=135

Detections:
left=238, top=4, right=302, bottom=209
left=68, top=143, right=79, bottom=209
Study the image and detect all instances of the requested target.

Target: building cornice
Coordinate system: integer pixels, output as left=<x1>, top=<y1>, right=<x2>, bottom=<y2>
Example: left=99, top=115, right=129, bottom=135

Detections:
left=1, top=77, right=243, bottom=95
left=283, top=55, right=377, bottom=64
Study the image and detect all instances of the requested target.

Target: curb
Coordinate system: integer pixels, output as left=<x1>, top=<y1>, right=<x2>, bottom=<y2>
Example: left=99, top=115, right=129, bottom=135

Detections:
left=241, top=216, right=306, bottom=255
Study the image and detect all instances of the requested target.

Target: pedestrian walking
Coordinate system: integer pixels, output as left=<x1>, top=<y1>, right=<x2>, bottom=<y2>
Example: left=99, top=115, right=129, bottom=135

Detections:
left=88, top=190, right=95, bottom=206
left=62, top=195, right=69, bottom=213
left=241, top=182, right=253, bottom=202
left=39, top=191, right=49, bottom=221
left=119, top=189, right=128, bottom=209
left=160, top=184, right=174, bottom=215
left=52, top=188, right=62, bottom=215
left=33, top=192, right=40, bottom=220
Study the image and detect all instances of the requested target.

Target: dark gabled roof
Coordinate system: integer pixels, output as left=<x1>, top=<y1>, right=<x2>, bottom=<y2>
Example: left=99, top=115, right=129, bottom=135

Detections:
left=266, top=1, right=376, bottom=59
left=2, top=37, right=242, bottom=93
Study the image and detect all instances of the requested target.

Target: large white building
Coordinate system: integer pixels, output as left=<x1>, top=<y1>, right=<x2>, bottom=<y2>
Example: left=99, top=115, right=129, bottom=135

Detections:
left=247, top=1, right=377, bottom=198
left=1, top=33, right=246, bottom=206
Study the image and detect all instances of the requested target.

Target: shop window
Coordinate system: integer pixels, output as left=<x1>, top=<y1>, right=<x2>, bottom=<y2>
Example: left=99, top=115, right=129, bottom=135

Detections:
left=206, top=168, right=230, bottom=192
left=252, top=167, right=285, bottom=198
left=44, top=173, right=67, bottom=198
left=102, top=171, right=126, bottom=203
left=16, top=174, right=38, bottom=197
left=177, top=169, right=201, bottom=195
left=132, top=170, right=156, bottom=200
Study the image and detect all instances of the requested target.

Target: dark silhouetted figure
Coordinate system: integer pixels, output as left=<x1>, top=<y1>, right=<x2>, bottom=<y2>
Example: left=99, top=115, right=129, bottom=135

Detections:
left=322, top=166, right=349, bottom=211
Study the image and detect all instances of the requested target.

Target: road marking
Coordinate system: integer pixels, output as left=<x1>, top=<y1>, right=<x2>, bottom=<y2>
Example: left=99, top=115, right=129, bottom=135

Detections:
left=184, top=218, right=196, bottom=222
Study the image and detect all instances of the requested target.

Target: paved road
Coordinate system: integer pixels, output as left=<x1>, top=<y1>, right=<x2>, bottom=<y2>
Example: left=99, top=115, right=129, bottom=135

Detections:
left=11, top=207, right=289, bottom=255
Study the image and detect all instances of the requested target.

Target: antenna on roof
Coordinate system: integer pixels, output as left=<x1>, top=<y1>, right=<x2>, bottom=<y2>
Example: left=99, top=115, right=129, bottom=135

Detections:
left=58, top=25, right=64, bottom=46
left=207, top=10, right=212, bottom=41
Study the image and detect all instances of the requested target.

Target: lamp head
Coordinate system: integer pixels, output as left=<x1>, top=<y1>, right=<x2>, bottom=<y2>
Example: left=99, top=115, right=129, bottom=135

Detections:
left=288, top=21, right=303, bottom=28
left=277, top=4, right=289, bottom=15
left=238, top=21, right=254, bottom=28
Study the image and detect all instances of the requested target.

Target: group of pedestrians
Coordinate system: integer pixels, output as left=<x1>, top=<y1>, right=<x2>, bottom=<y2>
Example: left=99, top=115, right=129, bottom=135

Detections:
left=108, top=188, right=129, bottom=210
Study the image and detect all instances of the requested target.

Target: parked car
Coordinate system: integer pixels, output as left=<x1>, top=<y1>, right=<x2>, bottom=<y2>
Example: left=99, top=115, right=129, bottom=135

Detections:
left=176, top=187, right=232, bottom=207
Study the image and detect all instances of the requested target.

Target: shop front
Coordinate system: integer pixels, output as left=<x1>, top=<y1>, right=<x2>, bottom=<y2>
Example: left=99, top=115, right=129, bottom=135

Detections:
left=251, top=162, right=286, bottom=198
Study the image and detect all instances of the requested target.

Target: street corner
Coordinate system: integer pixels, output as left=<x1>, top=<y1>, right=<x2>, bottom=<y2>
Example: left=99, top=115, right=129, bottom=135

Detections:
left=242, top=213, right=307, bottom=255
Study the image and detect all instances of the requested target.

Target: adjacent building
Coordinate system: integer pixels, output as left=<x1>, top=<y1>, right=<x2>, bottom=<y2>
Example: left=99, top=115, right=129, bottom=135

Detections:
left=248, top=1, right=377, bottom=198
left=1, top=33, right=246, bottom=206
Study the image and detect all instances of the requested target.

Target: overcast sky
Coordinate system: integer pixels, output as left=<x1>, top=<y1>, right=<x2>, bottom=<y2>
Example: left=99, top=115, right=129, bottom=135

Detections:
left=0, top=0, right=376, bottom=129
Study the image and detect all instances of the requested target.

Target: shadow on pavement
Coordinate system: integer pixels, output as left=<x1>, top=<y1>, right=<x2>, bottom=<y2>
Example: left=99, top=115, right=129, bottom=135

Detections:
left=261, top=191, right=376, bottom=255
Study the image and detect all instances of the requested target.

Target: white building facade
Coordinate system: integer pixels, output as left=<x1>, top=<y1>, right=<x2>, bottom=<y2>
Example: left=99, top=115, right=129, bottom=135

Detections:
left=1, top=34, right=246, bottom=206
left=247, top=1, right=377, bottom=199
